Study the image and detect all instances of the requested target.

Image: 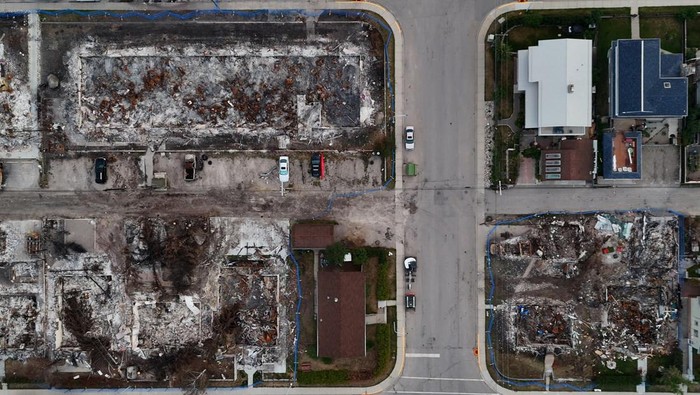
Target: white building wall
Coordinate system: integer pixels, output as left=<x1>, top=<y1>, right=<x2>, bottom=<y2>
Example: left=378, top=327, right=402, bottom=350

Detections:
left=517, top=39, right=592, bottom=135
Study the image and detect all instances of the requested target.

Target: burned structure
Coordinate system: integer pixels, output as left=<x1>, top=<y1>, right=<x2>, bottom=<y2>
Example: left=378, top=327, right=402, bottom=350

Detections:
left=214, top=218, right=295, bottom=375
left=489, top=212, right=680, bottom=369
left=42, top=20, right=385, bottom=151
left=0, top=9, right=388, bottom=388
left=0, top=217, right=295, bottom=385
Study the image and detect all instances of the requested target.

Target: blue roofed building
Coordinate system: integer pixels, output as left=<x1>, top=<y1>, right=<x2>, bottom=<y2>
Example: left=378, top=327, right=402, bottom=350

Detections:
left=609, top=39, right=688, bottom=119
left=602, top=131, right=642, bottom=179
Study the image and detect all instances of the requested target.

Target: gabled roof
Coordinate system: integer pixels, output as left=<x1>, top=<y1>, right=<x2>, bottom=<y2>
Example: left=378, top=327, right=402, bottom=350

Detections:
left=317, top=271, right=366, bottom=358
left=609, top=39, right=688, bottom=118
left=291, top=223, right=334, bottom=249
left=517, top=39, right=592, bottom=136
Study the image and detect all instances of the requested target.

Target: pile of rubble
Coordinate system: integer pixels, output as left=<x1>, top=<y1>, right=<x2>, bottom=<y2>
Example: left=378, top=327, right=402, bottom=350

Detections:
left=134, top=296, right=212, bottom=353
left=63, top=31, right=382, bottom=148
left=213, top=217, right=295, bottom=374
left=0, top=295, right=37, bottom=349
left=491, top=212, right=680, bottom=362
left=0, top=26, right=38, bottom=152
left=0, top=215, right=297, bottom=384
left=512, top=303, right=573, bottom=348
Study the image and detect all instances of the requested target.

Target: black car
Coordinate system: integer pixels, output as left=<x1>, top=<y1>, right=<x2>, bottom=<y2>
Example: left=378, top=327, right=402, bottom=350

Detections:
left=95, top=157, right=107, bottom=184
left=310, top=152, right=321, bottom=178
left=567, top=24, right=584, bottom=34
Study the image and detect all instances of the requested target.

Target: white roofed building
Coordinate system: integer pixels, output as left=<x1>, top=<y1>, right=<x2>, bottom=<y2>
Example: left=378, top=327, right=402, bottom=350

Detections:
left=517, top=39, right=593, bottom=136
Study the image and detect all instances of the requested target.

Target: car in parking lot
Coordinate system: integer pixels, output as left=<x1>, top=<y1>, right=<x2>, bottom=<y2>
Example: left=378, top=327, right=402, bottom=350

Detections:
left=310, top=152, right=322, bottom=178
left=405, top=126, right=415, bottom=150
left=405, top=293, right=416, bottom=310
left=94, top=157, right=107, bottom=184
left=278, top=156, right=289, bottom=183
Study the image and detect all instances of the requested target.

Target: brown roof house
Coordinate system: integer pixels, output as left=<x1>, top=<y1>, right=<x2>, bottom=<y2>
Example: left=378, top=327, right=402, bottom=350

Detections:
left=539, top=138, right=594, bottom=183
left=291, top=223, right=335, bottom=249
left=317, top=271, right=366, bottom=358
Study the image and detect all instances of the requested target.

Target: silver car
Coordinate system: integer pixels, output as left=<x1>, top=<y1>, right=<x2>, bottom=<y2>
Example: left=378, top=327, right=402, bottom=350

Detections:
left=279, top=156, right=289, bottom=183
left=405, top=126, right=415, bottom=150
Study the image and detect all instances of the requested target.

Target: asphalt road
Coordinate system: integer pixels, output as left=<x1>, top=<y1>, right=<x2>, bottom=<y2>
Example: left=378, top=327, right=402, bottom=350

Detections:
left=486, top=186, right=700, bottom=217
left=380, top=1, right=504, bottom=394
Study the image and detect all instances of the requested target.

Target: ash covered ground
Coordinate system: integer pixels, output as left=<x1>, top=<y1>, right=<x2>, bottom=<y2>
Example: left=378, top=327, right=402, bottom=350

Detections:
left=41, top=21, right=385, bottom=149
left=0, top=216, right=296, bottom=385
left=0, top=19, right=36, bottom=152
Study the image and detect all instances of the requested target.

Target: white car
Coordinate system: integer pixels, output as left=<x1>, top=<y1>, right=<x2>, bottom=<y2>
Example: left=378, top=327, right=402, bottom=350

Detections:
left=405, top=126, right=415, bottom=150
left=279, top=156, right=289, bottom=183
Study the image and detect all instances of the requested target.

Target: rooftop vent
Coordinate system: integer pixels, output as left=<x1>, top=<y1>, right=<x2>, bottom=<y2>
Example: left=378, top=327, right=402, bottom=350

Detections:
left=568, top=84, right=575, bottom=93
left=664, top=81, right=671, bottom=89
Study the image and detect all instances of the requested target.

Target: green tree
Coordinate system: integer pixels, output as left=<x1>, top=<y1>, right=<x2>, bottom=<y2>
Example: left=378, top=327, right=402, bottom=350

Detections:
left=658, top=366, right=691, bottom=395
left=352, top=247, right=369, bottom=266
left=677, top=8, right=697, bottom=21
left=496, top=40, right=513, bottom=58
left=587, top=9, right=602, bottom=27
left=325, top=242, right=348, bottom=266
left=522, top=146, right=541, bottom=160
left=523, top=12, right=543, bottom=27
left=683, top=107, right=700, bottom=145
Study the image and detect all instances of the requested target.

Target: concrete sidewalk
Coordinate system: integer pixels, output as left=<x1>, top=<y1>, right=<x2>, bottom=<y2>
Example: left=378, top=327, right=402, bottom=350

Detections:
left=631, top=5, right=640, bottom=39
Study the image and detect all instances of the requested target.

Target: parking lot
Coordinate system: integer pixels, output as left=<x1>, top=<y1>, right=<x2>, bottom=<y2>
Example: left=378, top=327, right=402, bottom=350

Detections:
left=45, top=150, right=383, bottom=192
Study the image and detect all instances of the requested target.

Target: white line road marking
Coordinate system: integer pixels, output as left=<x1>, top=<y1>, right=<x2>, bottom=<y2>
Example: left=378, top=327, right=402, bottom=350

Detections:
left=402, top=376, right=485, bottom=382
left=405, top=352, right=440, bottom=358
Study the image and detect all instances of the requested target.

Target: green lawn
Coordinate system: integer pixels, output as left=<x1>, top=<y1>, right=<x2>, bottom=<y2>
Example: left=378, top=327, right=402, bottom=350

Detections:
left=495, top=53, right=514, bottom=120
left=491, top=126, right=520, bottom=185
left=639, top=16, right=683, bottom=54
left=640, top=6, right=700, bottom=16
left=595, top=17, right=631, bottom=118
left=508, top=25, right=562, bottom=51
left=594, top=358, right=641, bottom=391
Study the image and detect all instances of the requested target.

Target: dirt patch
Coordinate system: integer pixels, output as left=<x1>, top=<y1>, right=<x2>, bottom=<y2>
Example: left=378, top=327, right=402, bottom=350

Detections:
left=5, top=358, right=51, bottom=383
left=296, top=250, right=316, bottom=350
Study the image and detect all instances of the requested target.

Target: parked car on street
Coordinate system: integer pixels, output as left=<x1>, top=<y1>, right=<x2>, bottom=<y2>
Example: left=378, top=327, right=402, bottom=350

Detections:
left=404, top=257, right=417, bottom=272
left=95, top=157, right=107, bottom=184
left=405, top=126, right=415, bottom=150
left=404, top=257, right=417, bottom=290
left=279, top=156, right=289, bottom=183
left=405, top=293, right=416, bottom=310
